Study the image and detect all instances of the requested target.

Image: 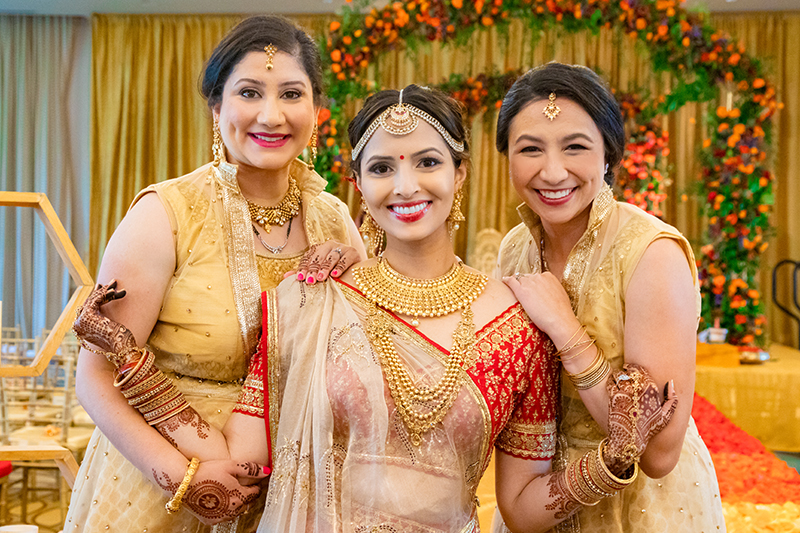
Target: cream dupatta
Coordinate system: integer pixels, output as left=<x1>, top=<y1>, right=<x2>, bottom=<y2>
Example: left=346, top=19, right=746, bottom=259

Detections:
left=258, top=279, right=490, bottom=532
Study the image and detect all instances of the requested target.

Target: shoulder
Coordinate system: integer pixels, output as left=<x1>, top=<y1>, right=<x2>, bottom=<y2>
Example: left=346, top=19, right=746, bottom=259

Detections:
left=496, top=222, right=531, bottom=276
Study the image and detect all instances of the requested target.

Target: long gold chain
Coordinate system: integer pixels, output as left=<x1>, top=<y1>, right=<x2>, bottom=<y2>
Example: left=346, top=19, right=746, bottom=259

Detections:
left=356, top=257, right=487, bottom=446
left=353, top=256, right=487, bottom=326
left=246, top=175, right=301, bottom=233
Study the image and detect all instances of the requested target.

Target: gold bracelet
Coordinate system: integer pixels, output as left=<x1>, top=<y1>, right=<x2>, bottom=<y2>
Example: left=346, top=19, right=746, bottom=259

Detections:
left=560, top=338, right=597, bottom=362
left=596, top=438, right=639, bottom=490
left=165, top=457, right=200, bottom=514
left=567, top=348, right=611, bottom=390
left=554, top=324, right=586, bottom=357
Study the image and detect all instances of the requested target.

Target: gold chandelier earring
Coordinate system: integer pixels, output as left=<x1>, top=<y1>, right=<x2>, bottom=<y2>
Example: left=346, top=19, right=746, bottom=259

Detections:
left=212, top=116, right=225, bottom=167
left=360, top=198, right=385, bottom=257
left=447, top=187, right=465, bottom=240
left=307, top=123, right=318, bottom=171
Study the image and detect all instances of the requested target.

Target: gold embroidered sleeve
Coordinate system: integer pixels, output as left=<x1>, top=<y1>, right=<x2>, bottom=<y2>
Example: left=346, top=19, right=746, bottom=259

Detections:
left=233, top=347, right=264, bottom=418
left=496, top=325, right=558, bottom=460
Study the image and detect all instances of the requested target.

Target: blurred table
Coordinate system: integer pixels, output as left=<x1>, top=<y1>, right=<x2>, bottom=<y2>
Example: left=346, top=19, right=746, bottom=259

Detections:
left=695, top=342, right=800, bottom=452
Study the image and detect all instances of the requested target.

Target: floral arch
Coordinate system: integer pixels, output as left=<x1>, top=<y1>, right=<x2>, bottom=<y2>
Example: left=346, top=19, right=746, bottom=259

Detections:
left=312, top=0, right=780, bottom=346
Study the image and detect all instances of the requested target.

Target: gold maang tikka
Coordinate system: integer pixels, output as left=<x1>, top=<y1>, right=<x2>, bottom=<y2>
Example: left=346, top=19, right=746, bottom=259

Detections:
left=264, top=44, right=277, bottom=70
left=543, top=92, right=561, bottom=121
left=351, top=88, right=465, bottom=161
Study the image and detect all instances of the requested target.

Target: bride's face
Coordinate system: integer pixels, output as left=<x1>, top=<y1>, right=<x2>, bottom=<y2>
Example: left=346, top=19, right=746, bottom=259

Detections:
left=357, top=121, right=466, bottom=247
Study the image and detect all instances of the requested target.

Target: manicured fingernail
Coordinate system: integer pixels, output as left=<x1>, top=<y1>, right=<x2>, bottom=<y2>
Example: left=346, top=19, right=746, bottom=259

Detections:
left=317, top=273, right=326, bottom=281
left=331, top=270, right=339, bottom=277
left=263, top=466, right=271, bottom=475
left=296, top=273, right=305, bottom=281
left=307, top=275, right=315, bottom=284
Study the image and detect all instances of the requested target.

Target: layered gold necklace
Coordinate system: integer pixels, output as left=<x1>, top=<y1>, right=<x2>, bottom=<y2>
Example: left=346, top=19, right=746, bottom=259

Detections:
left=246, top=175, right=301, bottom=233
left=354, top=257, right=487, bottom=446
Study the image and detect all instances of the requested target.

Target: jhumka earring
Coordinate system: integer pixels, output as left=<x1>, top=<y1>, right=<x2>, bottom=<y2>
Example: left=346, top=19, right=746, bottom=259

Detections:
left=264, top=44, right=277, bottom=71
left=447, top=187, right=465, bottom=240
left=308, top=123, right=318, bottom=171
left=212, top=116, right=225, bottom=167
left=360, top=198, right=385, bottom=258
left=543, top=92, right=561, bottom=121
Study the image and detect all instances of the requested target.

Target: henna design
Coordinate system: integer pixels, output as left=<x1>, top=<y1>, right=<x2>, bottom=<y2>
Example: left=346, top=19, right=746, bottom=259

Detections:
left=73, top=281, right=139, bottom=366
left=604, top=363, right=677, bottom=474
left=544, top=471, right=582, bottom=520
left=296, top=244, right=319, bottom=272
left=156, top=407, right=210, bottom=444
left=332, top=256, right=348, bottom=276
left=152, top=469, right=180, bottom=494
left=184, top=480, right=257, bottom=520
left=239, top=462, right=261, bottom=477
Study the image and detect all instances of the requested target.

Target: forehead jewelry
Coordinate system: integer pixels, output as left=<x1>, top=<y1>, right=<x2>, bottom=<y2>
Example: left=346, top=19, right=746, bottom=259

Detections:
left=351, top=88, right=465, bottom=160
left=543, top=92, right=561, bottom=121
left=264, top=44, right=277, bottom=70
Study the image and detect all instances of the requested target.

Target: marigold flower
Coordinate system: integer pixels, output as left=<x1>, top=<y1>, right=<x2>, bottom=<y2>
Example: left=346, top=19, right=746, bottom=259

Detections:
left=753, top=78, right=765, bottom=89
left=330, top=21, right=341, bottom=32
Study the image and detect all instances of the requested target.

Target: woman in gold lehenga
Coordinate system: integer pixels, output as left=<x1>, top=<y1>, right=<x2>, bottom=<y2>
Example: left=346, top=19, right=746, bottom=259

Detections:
left=66, top=16, right=363, bottom=532
left=494, top=63, right=726, bottom=532
left=74, top=85, right=678, bottom=532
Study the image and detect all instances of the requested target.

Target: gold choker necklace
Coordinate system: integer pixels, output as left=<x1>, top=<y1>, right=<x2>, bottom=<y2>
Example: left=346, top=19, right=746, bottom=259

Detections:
left=355, top=257, right=487, bottom=446
left=352, top=256, right=487, bottom=327
left=246, top=175, right=301, bottom=233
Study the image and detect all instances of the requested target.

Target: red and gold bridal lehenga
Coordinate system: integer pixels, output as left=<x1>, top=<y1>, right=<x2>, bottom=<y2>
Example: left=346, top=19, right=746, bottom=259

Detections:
left=233, top=277, right=559, bottom=532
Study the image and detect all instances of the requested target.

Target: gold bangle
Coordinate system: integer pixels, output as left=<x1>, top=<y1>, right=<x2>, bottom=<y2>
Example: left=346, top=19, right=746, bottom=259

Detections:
left=560, top=338, right=596, bottom=362
left=165, top=457, right=200, bottom=514
left=596, top=439, right=639, bottom=490
left=114, top=350, right=154, bottom=388
left=555, top=324, right=586, bottom=356
left=567, top=348, right=611, bottom=390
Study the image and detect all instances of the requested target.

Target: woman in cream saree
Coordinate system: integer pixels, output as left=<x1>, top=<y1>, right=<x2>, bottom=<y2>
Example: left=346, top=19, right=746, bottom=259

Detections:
left=73, top=85, right=678, bottom=533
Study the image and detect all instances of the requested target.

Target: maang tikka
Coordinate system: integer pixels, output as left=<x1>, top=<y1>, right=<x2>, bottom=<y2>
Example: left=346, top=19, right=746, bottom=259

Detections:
left=351, top=88, right=465, bottom=161
left=543, top=92, right=561, bottom=121
left=264, top=44, right=277, bottom=70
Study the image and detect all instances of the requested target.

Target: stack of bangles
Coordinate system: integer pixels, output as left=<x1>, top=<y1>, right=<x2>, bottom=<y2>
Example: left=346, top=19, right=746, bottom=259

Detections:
left=166, top=457, right=200, bottom=514
left=556, top=324, right=611, bottom=390
left=564, top=438, right=639, bottom=506
left=114, top=350, right=191, bottom=425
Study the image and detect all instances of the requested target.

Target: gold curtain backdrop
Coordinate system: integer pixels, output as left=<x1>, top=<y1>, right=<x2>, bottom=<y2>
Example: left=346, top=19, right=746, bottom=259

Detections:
left=90, top=12, right=800, bottom=348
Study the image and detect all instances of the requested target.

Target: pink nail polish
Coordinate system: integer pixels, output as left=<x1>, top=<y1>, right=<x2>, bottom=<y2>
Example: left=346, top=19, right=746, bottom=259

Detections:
left=307, top=275, right=315, bottom=284
left=296, top=273, right=305, bottom=281
left=263, top=466, right=271, bottom=475
left=331, top=270, right=339, bottom=277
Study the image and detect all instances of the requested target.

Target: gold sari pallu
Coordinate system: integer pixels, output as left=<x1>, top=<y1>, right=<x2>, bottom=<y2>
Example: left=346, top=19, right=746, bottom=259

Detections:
left=259, top=279, right=493, bottom=533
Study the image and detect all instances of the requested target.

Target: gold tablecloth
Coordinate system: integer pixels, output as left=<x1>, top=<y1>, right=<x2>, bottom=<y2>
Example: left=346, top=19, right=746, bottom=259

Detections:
left=696, top=342, right=800, bottom=452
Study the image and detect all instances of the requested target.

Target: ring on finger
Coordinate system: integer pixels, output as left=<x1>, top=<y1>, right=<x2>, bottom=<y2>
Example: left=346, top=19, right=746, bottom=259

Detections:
left=514, top=272, right=522, bottom=281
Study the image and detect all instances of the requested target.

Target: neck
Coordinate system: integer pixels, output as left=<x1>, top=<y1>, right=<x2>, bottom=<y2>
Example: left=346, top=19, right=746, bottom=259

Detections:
left=541, top=203, right=592, bottom=268
left=235, top=162, right=293, bottom=205
left=381, top=230, right=456, bottom=279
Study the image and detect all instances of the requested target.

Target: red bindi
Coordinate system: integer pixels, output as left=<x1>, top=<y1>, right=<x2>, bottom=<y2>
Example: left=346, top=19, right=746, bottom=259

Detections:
left=399, top=155, right=404, bottom=160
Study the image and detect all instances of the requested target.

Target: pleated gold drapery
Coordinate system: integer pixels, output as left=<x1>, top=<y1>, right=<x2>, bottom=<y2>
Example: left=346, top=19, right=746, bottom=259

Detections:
left=90, top=12, right=800, bottom=347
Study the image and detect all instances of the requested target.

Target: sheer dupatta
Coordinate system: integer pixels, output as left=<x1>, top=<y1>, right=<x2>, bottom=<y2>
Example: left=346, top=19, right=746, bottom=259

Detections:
left=258, top=279, right=488, bottom=532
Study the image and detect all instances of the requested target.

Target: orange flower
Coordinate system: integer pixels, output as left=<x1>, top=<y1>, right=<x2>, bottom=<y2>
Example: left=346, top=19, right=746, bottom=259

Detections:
left=343, top=36, right=352, bottom=45
left=702, top=138, right=712, bottom=148
left=481, top=15, right=494, bottom=26
left=735, top=314, right=747, bottom=325
left=733, top=123, right=746, bottom=135
left=636, top=18, right=647, bottom=30
left=728, top=53, right=741, bottom=66
left=682, top=36, right=690, bottom=47
left=753, top=78, right=765, bottom=89
left=657, top=25, right=668, bottom=36
left=354, top=29, right=362, bottom=38
left=717, top=122, right=729, bottom=132
left=758, top=204, right=769, bottom=213
left=716, top=106, right=728, bottom=118
left=331, top=49, right=342, bottom=62
left=331, top=63, right=342, bottom=73
left=326, top=137, right=335, bottom=147
left=728, top=108, right=741, bottom=118
left=452, top=0, right=463, bottom=7
left=747, top=289, right=760, bottom=299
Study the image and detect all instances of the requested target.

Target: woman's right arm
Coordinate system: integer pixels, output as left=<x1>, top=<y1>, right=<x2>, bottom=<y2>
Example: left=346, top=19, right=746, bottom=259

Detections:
left=75, top=193, right=264, bottom=522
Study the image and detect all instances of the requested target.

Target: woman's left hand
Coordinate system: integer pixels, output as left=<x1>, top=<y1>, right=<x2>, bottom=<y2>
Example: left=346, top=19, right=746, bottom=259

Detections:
left=290, top=241, right=360, bottom=284
left=603, top=363, right=677, bottom=474
left=503, top=272, right=579, bottom=345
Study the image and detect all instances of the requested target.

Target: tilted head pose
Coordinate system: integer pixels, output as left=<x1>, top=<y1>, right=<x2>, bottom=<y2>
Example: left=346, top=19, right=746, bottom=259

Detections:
left=495, top=62, right=726, bottom=532
left=67, top=15, right=363, bottom=532
left=74, top=84, right=676, bottom=533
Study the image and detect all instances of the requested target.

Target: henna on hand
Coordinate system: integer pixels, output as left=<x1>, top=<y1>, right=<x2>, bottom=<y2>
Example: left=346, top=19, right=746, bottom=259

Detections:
left=73, top=281, right=140, bottom=367
left=604, top=363, right=677, bottom=475
left=544, top=470, right=582, bottom=520
left=184, top=480, right=258, bottom=521
left=155, top=408, right=210, bottom=449
left=296, top=244, right=319, bottom=277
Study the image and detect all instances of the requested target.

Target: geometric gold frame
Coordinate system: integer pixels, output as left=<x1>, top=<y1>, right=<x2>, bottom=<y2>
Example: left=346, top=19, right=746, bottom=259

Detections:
left=0, top=191, right=94, bottom=377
